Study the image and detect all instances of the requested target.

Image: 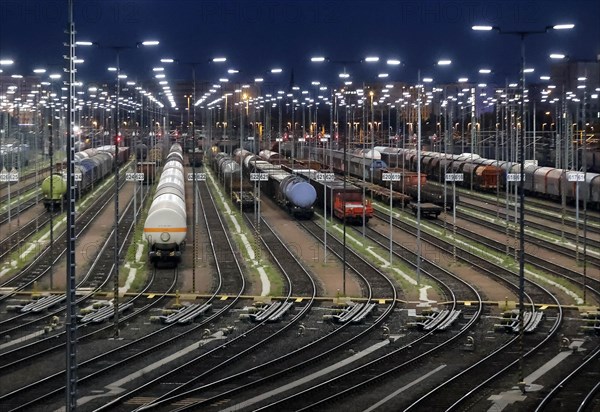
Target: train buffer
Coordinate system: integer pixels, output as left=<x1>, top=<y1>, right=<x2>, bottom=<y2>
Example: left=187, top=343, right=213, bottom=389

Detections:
left=20, top=294, right=66, bottom=313
left=79, top=302, right=133, bottom=323
left=579, top=312, right=600, bottom=334
left=232, top=191, right=256, bottom=211
left=160, top=303, right=212, bottom=324
left=351, top=303, right=377, bottom=323
left=494, top=311, right=544, bottom=333
left=435, top=310, right=462, bottom=331
left=421, top=309, right=451, bottom=331
left=250, top=301, right=294, bottom=322
left=329, top=302, right=377, bottom=324
left=522, top=311, right=544, bottom=333
left=409, top=202, right=443, bottom=218
left=332, top=303, right=364, bottom=323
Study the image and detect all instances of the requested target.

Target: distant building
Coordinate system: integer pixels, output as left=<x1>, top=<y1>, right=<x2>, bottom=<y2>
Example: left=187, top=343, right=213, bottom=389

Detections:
left=550, top=56, right=600, bottom=92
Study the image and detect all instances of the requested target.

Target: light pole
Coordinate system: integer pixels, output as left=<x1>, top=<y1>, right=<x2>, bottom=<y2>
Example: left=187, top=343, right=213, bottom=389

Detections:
left=64, top=2, right=77, bottom=408
left=415, top=60, right=451, bottom=285
left=473, top=21, right=574, bottom=391
left=78, top=39, right=159, bottom=338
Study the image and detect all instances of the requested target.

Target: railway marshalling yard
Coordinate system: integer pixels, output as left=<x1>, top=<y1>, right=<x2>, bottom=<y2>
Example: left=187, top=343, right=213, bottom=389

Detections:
left=0, top=149, right=599, bottom=412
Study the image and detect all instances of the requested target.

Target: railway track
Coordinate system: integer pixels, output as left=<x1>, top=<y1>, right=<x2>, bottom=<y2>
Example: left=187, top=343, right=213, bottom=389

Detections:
left=460, top=197, right=600, bottom=247
left=0, top=194, right=39, bottom=225
left=0, top=177, right=130, bottom=333
left=0, top=173, right=133, bottom=317
left=126, top=206, right=399, bottom=411
left=363, top=207, right=591, bottom=411
left=0, top=267, right=178, bottom=410
left=463, top=184, right=600, bottom=216
left=88, top=184, right=319, bottom=411
left=0, top=206, right=51, bottom=263
left=533, top=344, right=600, bottom=412
left=428, top=180, right=600, bottom=232
left=0, top=184, right=151, bottom=369
left=454, top=204, right=600, bottom=269
left=237, top=218, right=480, bottom=411
left=454, top=188, right=600, bottom=236
left=0, top=166, right=50, bottom=190
left=426, top=212, right=600, bottom=303
left=57, top=177, right=250, bottom=411
left=254, top=206, right=563, bottom=410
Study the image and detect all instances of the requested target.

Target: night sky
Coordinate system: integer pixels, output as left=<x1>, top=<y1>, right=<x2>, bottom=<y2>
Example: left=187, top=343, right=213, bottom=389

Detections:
left=1, top=0, right=599, bottom=89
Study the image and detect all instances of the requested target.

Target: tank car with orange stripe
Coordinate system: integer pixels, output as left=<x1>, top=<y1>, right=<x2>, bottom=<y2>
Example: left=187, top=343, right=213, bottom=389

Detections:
left=144, top=143, right=187, bottom=266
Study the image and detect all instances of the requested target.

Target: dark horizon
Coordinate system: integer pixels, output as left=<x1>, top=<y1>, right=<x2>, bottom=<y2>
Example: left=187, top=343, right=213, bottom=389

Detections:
left=1, top=0, right=598, bottom=89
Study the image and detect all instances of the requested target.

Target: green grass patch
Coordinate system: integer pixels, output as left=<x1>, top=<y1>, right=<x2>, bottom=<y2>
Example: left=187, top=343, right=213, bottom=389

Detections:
left=314, top=211, right=435, bottom=297
left=120, top=179, right=157, bottom=290
left=205, top=168, right=282, bottom=296
left=374, top=198, right=586, bottom=303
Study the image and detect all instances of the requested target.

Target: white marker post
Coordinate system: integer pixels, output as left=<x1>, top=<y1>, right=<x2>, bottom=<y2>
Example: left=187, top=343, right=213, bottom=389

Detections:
left=507, top=173, right=524, bottom=182
left=445, top=172, right=463, bottom=261
left=250, top=172, right=268, bottom=236
left=126, top=170, right=137, bottom=223
left=316, top=172, right=335, bottom=262
left=1, top=168, right=20, bottom=224
left=568, top=171, right=585, bottom=263
left=74, top=172, right=82, bottom=205
left=382, top=172, right=402, bottom=265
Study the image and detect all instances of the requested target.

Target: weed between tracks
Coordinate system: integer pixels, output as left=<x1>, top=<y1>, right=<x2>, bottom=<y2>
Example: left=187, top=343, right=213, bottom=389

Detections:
left=205, top=167, right=283, bottom=296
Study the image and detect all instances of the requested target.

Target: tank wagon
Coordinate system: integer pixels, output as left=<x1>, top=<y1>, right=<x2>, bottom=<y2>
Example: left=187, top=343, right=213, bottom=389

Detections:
left=238, top=149, right=316, bottom=219
left=41, top=146, right=129, bottom=211
left=137, top=162, right=157, bottom=185
left=74, top=140, right=87, bottom=152
left=285, top=165, right=373, bottom=224
left=135, top=143, right=148, bottom=161
left=148, top=141, right=168, bottom=164
left=143, top=143, right=187, bottom=266
left=188, top=148, right=204, bottom=167
left=210, top=149, right=254, bottom=210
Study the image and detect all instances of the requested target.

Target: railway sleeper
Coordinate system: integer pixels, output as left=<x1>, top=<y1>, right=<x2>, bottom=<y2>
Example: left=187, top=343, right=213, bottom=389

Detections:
left=579, top=325, right=600, bottom=335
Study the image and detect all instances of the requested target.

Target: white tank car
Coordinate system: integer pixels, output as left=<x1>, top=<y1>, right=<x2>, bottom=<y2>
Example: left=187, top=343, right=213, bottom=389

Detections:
left=144, top=144, right=187, bottom=265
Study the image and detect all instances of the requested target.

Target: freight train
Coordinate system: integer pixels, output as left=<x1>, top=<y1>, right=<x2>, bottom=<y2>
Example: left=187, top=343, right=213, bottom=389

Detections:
left=236, top=149, right=317, bottom=219
left=188, top=148, right=204, bottom=168
left=41, top=145, right=130, bottom=211
left=143, top=143, right=187, bottom=266
left=290, top=165, right=374, bottom=224
left=247, top=149, right=373, bottom=223
left=375, top=147, right=600, bottom=208
left=375, top=148, right=501, bottom=190
left=299, top=146, right=455, bottom=210
left=135, top=143, right=148, bottom=161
